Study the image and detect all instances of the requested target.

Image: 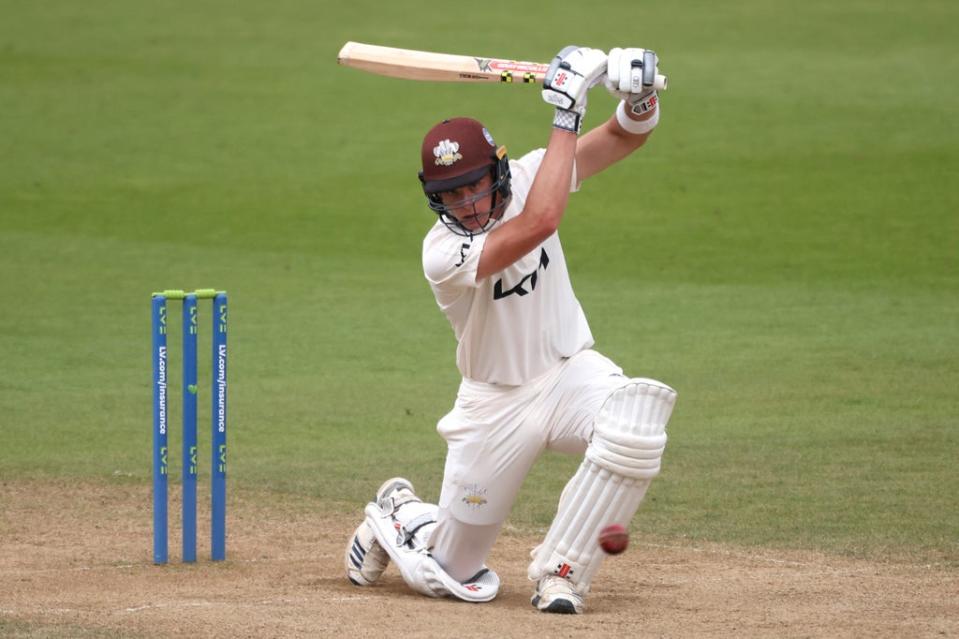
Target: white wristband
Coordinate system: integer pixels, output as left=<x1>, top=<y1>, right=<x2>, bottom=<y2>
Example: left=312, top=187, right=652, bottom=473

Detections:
left=615, top=100, right=659, bottom=135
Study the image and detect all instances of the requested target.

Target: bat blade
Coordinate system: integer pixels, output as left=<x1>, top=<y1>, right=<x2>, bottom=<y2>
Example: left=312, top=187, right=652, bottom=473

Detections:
left=337, top=41, right=548, bottom=84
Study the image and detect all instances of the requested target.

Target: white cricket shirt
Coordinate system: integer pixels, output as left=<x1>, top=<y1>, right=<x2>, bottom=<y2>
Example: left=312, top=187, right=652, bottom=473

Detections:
left=422, top=148, right=594, bottom=386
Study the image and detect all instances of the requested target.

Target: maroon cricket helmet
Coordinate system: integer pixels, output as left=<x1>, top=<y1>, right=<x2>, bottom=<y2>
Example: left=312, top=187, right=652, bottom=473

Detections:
left=418, top=117, right=512, bottom=237
left=419, top=117, right=505, bottom=193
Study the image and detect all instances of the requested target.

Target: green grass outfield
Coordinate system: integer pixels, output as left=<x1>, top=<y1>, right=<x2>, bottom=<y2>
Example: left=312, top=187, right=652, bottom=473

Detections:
left=1, top=0, right=956, bottom=565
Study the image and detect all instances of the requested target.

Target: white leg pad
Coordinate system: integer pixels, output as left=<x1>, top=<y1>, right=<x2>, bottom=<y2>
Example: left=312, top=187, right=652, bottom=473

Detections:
left=345, top=519, right=390, bottom=586
left=364, top=501, right=500, bottom=603
left=528, top=379, right=677, bottom=593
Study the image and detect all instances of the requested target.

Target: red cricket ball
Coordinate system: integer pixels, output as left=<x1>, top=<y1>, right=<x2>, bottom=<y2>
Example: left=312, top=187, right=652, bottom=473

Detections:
left=598, top=523, right=629, bottom=555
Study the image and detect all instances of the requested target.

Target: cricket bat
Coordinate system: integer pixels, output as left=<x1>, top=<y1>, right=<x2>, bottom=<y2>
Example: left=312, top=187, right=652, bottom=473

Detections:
left=337, top=41, right=668, bottom=91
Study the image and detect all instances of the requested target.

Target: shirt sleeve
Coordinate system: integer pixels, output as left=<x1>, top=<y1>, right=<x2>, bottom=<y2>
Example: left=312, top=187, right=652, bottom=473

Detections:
left=513, top=148, right=581, bottom=194
left=423, top=229, right=488, bottom=307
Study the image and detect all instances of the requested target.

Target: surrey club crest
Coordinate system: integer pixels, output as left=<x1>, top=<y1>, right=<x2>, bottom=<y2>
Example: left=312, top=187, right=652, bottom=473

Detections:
left=461, top=483, right=488, bottom=509
left=434, top=139, right=463, bottom=166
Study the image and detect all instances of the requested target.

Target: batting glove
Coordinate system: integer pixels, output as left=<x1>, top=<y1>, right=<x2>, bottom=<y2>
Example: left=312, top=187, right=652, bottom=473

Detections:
left=543, top=46, right=608, bottom=133
left=605, top=47, right=660, bottom=116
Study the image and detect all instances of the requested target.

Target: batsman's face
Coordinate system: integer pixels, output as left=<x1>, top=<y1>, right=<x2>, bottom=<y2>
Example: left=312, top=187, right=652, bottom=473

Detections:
left=439, top=174, right=496, bottom=232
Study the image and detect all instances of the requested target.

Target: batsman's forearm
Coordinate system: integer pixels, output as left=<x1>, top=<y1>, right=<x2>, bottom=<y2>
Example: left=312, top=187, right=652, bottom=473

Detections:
left=474, top=129, right=577, bottom=281
left=575, top=111, right=654, bottom=182
left=523, top=128, right=578, bottom=235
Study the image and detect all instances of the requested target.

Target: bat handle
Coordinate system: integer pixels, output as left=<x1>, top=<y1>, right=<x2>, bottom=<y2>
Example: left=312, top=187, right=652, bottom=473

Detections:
left=653, top=74, right=668, bottom=92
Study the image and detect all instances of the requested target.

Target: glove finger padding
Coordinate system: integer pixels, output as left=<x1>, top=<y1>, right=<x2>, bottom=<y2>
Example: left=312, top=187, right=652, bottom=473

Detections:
left=620, top=48, right=657, bottom=94
left=605, top=47, right=659, bottom=99
left=542, top=46, right=608, bottom=112
left=605, top=47, right=623, bottom=96
left=572, top=47, right=608, bottom=89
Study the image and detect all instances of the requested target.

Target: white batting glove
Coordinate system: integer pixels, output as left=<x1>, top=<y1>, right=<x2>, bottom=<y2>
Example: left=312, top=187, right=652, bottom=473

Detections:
left=542, top=46, right=608, bottom=133
left=606, top=47, right=660, bottom=116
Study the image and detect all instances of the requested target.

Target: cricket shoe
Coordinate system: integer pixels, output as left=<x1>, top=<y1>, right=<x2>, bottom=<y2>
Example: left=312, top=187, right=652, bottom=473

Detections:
left=345, top=478, right=418, bottom=586
left=531, top=574, right=586, bottom=614
left=345, top=519, right=389, bottom=586
left=374, top=477, right=421, bottom=514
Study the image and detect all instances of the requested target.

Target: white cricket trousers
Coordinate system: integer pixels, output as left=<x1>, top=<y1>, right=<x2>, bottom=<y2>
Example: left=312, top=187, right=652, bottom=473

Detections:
left=428, top=349, right=626, bottom=582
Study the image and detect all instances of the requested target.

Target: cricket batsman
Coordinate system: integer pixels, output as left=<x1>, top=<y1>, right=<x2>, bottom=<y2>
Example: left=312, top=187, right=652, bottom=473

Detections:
left=344, top=45, right=678, bottom=614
